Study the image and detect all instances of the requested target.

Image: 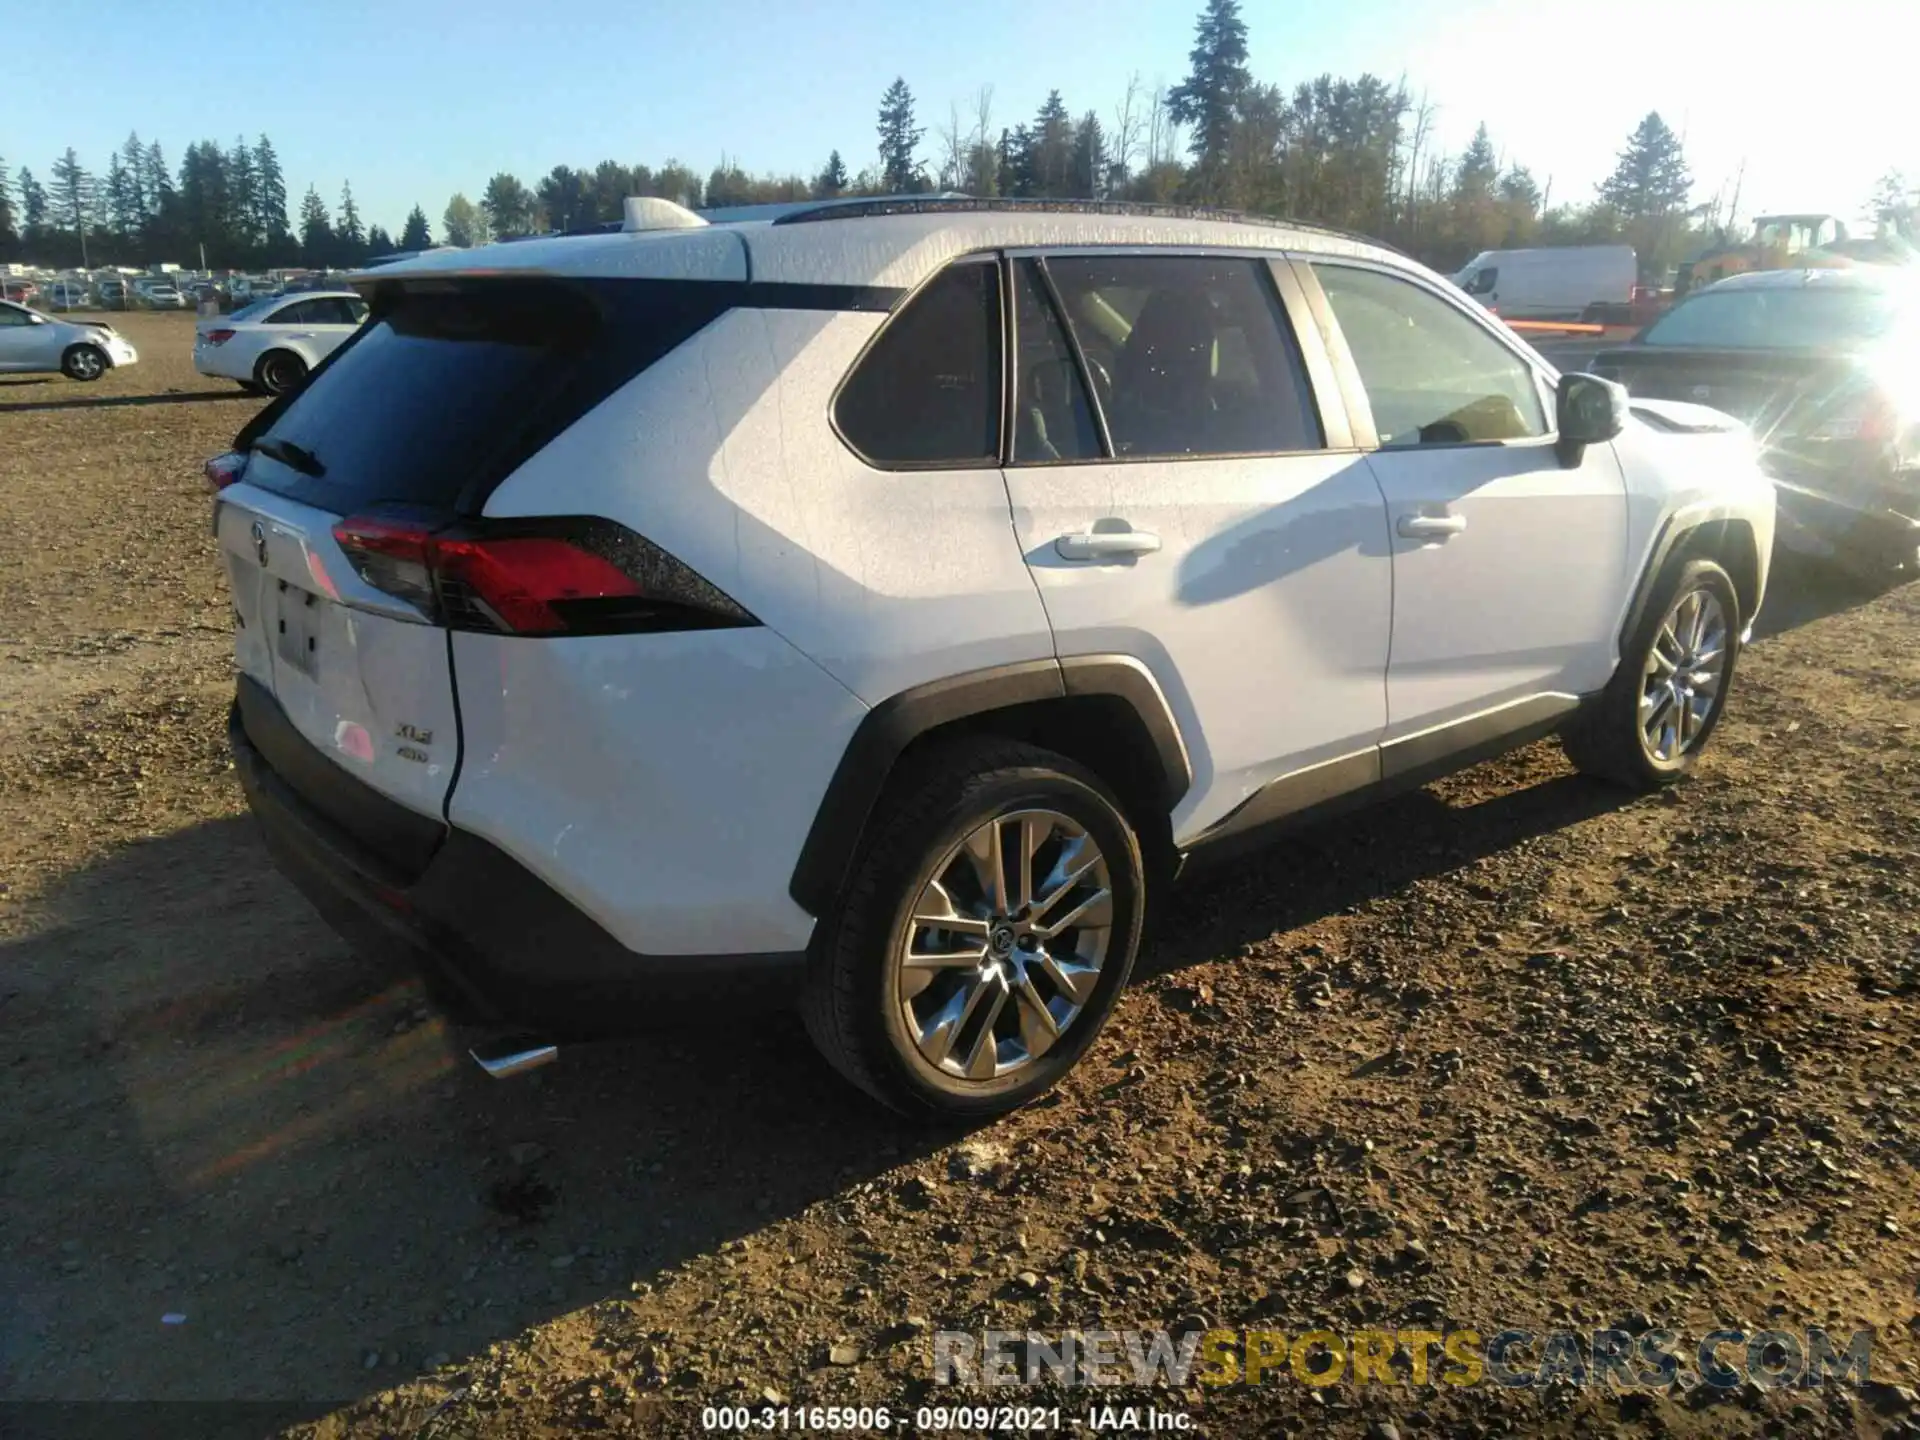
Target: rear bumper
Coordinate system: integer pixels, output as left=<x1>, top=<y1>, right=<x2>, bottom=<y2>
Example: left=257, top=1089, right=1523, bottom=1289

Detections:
left=229, top=678, right=806, bottom=1035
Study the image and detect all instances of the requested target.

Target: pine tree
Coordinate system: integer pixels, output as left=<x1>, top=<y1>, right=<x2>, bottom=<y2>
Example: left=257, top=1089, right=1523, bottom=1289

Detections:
left=815, top=150, right=849, bottom=199
left=17, top=167, right=49, bottom=233
left=105, top=155, right=138, bottom=241
left=50, top=148, right=95, bottom=246
left=143, top=141, right=173, bottom=210
left=1028, top=91, right=1074, bottom=198
left=177, top=143, right=232, bottom=263
left=589, top=161, right=632, bottom=223
left=998, top=125, right=1034, bottom=197
left=116, top=133, right=146, bottom=221
left=338, top=181, right=366, bottom=261
left=481, top=172, right=533, bottom=238
left=1498, top=165, right=1541, bottom=214
left=253, top=135, right=289, bottom=246
left=536, top=166, right=587, bottom=232
left=443, top=193, right=484, bottom=247
left=1454, top=124, right=1499, bottom=202
left=1167, top=0, right=1251, bottom=197
left=399, top=205, right=432, bottom=250
left=0, top=154, right=14, bottom=254
left=1598, top=112, right=1691, bottom=219
left=876, top=77, right=925, bottom=193
left=366, top=223, right=395, bottom=257
left=228, top=138, right=260, bottom=253
left=298, top=185, right=334, bottom=266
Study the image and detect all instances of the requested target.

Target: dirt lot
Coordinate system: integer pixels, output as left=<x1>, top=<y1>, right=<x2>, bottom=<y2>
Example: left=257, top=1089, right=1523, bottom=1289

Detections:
left=4, top=310, right=1920, bottom=1438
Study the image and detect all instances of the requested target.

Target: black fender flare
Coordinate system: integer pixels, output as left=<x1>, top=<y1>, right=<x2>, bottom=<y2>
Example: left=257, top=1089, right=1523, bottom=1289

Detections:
left=1618, top=505, right=1760, bottom=648
left=787, top=655, right=1191, bottom=917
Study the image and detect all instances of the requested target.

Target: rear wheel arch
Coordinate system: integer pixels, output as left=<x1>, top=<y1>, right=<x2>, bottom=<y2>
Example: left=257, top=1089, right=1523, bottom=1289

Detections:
left=788, top=657, right=1189, bottom=918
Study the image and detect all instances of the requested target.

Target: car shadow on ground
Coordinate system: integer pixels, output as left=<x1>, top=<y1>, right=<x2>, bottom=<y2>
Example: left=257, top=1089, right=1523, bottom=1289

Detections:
left=0, top=752, right=1649, bottom=1411
left=0, top=815, right=951, bottom=1410
left=0, top=390, right=243, bottom=415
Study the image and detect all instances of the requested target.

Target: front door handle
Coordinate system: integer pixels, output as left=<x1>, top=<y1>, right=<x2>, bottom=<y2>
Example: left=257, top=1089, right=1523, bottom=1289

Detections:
left=1397, top=513, right=1468, bottom=541
left=1056, top=529, right=1162, bottom=561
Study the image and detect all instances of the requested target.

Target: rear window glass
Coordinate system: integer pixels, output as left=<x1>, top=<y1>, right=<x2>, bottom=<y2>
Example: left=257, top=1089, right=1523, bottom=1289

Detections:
left=240, top=280, right=729, bottom=512
left=230, top=297, right=278, bottom=321
left=835, top=261, right=1002, bottom=467
left=1641, top=285, right=1903, bottom=350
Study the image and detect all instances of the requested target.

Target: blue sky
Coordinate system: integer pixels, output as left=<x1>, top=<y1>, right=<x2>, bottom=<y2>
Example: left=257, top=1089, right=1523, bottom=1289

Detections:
left=4, top=0, right=1911, bottom=237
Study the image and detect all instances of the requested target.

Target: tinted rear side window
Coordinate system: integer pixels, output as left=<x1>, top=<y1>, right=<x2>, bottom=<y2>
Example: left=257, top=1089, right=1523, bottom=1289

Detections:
left=1011, top=259, right=1101, bottom=462
left=1045, top=254, right=1322, bottom=458
left=835, top=261, right=1002, bottom=467
left=240, top=279, right=730, bottom=512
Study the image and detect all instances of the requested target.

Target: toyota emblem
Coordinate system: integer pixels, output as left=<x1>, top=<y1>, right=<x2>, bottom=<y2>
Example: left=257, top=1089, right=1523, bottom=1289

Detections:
left=250, top=520, right=269, bottom=565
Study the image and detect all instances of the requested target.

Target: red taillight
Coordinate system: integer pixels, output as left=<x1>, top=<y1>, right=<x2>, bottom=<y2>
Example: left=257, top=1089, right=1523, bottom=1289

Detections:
left=329, top=515, right=751, bottom=637
left=203, top=328, right=236, bottom=345
left=203, top=450, right=247, bottom=493
left=429, top=535, right=640, bottom=633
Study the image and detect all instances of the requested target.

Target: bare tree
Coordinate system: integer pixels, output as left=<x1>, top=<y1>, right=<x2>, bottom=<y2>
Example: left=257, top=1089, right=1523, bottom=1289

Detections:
left=936, top=101, right=969, bottom=192
left=1110, top=72, right=1146, bottom=187
left=966, top=85, right=997, bottom=195
left=1400, top=88, right=1436, bottom=238
left=1147, top=83, right=1177, bottom=168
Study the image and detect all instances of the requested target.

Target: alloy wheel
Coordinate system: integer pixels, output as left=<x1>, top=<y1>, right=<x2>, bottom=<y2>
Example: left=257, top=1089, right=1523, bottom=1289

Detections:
left=896, top=808, right=1113, bottom=1083
left=1640, top=586, right=1729, bottom=762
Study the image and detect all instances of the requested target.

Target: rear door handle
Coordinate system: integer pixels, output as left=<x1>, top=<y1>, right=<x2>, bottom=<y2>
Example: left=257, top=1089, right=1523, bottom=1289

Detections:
left=1396, top=513, right=1468, bottom=541
left=1056, top=529, right=1162, bottom=561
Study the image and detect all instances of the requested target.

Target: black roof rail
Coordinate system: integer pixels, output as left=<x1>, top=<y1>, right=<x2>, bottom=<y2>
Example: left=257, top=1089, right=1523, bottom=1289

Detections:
left=767, top=195, right=1396, bottom=253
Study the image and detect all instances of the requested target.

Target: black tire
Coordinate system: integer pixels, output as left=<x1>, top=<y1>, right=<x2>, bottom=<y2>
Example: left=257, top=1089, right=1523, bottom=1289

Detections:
left=237, top=380, right=267, bottom=396
left=802, top=737, right=1146, bottom=1120
left=61, top=344, right=109, bottom=382
left=1562, top=556, right=1742, bottom=789
left=255, top=350, right=308, bottom=396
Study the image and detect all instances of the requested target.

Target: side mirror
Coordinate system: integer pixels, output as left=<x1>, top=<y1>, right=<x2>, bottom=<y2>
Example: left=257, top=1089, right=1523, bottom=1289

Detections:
left=1556, top=372, right=1628, bottom=464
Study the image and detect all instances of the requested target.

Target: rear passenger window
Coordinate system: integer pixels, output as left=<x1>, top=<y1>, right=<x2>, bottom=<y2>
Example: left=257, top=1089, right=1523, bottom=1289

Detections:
left=1011, top=260, right=1101, bottom=462
left=835, top=261, right=1002, bottom=467
left=1313, top=263, right=1547, bottom=447
left=1044, top=255, right=1321, bottom=458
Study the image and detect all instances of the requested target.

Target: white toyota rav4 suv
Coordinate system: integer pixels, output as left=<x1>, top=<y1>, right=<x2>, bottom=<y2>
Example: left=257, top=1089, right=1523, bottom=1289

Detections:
left=210, top=197, right=1775, bottom=1119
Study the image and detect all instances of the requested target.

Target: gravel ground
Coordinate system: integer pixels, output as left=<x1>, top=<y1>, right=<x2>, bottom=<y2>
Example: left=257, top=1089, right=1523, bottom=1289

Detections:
left=3, top=311, right=1919, bottom=1438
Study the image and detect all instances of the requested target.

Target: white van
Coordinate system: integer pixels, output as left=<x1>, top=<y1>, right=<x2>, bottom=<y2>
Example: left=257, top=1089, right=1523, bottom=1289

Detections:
left=1453, top=245, right=1636, bottom=322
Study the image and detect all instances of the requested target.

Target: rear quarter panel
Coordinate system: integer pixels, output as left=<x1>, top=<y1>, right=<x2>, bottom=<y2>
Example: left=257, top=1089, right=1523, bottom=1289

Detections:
left=479, top=306, right=1058, bottom=705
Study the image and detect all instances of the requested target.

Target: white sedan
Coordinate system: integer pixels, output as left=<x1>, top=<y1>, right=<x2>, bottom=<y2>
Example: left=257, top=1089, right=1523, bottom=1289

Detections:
left=194, top=290, right=368, bottom=395
left=0, top=300, right=138, bottom=380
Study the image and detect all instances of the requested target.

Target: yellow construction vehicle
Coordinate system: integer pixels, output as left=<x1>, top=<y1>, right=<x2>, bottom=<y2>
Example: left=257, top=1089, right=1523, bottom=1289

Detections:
left=1676, top=213, right=1853, bottom=296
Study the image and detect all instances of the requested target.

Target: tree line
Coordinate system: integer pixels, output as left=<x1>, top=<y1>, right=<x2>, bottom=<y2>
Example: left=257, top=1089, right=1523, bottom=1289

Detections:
left=5, top=0, right=1909, bottom=279
left=0, top=131, right=437, bottom=272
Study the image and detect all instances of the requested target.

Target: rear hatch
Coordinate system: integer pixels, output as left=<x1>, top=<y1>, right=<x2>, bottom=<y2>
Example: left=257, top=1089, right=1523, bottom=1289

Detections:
left=1591, top=346, right=1851, bottom=431
left=214, top=281, right=611, bottom=859
left=214, top=276, right=741, bottom=869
